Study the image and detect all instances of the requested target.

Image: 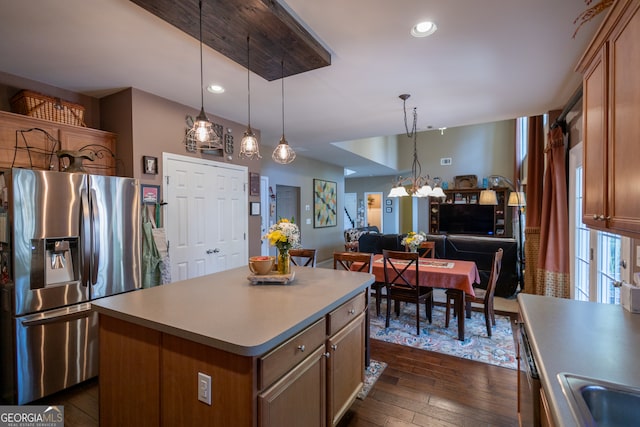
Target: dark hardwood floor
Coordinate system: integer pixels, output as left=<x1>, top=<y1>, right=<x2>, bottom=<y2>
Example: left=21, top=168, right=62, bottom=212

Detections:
left=338, top=339, right=518, bottom=426
left=33, top=337, right=518, bottom=427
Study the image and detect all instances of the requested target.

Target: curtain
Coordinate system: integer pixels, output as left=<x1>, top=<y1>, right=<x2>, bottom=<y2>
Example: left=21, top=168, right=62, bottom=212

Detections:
left=523, top=116, right=545, bottom=293
left=535, top=126, right=570, bottom=297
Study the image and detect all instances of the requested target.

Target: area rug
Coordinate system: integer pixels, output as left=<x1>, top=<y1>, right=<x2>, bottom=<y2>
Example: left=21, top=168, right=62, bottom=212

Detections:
left=357, top=359, right=387, bottom=400
left=370, top=302, right=517, bottom=369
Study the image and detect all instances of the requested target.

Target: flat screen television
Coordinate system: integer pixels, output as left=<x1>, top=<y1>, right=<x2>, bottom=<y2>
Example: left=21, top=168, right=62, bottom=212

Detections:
left=438, top=203, right=495, bottom=236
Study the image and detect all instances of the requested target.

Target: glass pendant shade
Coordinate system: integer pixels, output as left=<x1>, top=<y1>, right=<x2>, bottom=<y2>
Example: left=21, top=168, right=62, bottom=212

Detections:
left=430, top=186, right=446, bottom=198
left=479, top=189, right=499, bottom=205
left=272, top=135, right=296, bottom=164
left=387, top=186, right=409, bottom=198
left=507, top=191, right=527, bottom=207
left=186, top=107, right=218, bottom=148
left=415, top=184, right=433, bottom=197
left=239, top=127, right=260, bottom=159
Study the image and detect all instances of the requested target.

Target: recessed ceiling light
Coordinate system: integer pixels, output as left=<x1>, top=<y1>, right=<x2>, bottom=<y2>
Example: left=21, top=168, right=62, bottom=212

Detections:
left=207, top=84, right=225, bottom=94
left=411, top=21, right=437, bottom=38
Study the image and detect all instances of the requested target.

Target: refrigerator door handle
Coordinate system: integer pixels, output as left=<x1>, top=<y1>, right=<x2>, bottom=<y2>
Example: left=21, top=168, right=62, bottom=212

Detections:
left=81, top=188, right=91, bottom=287
left=20, top=303, right=93, bottom=327
left=90, top=188, right=100, bottom=286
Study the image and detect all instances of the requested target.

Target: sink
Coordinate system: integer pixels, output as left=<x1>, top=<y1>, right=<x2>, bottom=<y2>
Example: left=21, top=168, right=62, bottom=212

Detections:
left=558, top=373, right=640, bottom=427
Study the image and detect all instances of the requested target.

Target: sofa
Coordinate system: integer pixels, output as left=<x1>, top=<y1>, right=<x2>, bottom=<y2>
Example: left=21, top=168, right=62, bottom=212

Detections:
left=350, top=232, right=518, bottom=298
left=343, top=226, right=380, bottom=251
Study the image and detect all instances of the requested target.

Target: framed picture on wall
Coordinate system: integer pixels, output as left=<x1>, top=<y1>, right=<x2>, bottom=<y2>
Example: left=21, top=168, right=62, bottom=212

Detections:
left=141, top=184, right=160, bottom=205
left=249, top=172, right=260, bottom=196
left=250, top=201, right=260, bottom=216
left=143, top=156, right=158, bottom=175
left=313, top=179, right=337, bottom=228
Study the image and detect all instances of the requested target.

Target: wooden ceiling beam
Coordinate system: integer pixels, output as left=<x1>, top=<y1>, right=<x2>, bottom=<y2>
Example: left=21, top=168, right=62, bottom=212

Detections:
left=129, top=0, right=331, bottom=81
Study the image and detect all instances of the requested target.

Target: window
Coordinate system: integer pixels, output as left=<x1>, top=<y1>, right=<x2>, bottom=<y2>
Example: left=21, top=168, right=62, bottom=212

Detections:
left=516, top=117, right=528, bottom=162
left=569, top=143, right=629, bottom=304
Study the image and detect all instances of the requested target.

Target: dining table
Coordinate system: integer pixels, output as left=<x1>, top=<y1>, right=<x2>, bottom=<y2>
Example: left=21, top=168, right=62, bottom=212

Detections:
left=359, top=254, right=481, bottom=341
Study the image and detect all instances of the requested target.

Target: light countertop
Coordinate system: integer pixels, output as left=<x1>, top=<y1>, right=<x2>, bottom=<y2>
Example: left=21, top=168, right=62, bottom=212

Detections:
left=92, top=266, right=374, bottom=357
left=518, top=294, right=640, bottom=426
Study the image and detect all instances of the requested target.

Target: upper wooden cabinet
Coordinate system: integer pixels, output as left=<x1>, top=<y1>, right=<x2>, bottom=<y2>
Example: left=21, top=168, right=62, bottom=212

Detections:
left=0, top=110, right=117, bottom=176
left=577, top=0, right=640, bottom=237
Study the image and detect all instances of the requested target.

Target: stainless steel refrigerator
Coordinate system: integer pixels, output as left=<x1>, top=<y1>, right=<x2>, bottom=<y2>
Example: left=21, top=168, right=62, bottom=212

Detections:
left=0, top=168, right=141, bottom=404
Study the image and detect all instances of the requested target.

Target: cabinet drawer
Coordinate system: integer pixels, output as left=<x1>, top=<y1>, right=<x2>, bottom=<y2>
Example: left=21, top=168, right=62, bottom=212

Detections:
left=327, top=292, right=366, bottom=336
left=259, top=317, right=326, bottom=390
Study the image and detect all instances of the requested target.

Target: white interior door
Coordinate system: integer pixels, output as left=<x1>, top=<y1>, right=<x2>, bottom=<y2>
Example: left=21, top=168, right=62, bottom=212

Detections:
left=260, top=176, right=270, bottom=256
left=163, top=153, right=248, bottom=282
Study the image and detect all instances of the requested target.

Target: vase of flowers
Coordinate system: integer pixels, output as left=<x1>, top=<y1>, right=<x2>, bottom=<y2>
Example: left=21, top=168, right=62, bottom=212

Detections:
left=401, top=231, right=426, bottom=252
left=262, top=218, right=300, bottom=274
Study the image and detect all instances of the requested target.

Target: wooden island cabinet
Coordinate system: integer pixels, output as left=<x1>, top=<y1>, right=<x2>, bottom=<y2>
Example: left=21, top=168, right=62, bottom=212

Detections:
left=577, top=0, right=640, bottom=237
left=92, top=266, right=373, bottom=427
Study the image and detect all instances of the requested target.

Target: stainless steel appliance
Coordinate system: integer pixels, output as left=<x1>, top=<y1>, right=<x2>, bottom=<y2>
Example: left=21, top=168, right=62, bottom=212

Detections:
left=517, top=322, right=541, bottom=426
left=0, top=168, right=141, bottom=404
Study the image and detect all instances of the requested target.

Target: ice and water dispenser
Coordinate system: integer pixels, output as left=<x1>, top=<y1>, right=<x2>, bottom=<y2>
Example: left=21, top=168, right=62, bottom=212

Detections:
left=29, top=238, right=79, bottom=288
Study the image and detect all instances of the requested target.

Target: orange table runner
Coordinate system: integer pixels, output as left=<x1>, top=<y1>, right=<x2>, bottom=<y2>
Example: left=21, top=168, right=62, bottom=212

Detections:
left=368, top=254, right=480, bottom=296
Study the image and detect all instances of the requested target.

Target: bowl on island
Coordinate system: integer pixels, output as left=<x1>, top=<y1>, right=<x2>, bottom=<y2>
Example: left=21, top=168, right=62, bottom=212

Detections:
left=249, top=256, right=275, bottom=275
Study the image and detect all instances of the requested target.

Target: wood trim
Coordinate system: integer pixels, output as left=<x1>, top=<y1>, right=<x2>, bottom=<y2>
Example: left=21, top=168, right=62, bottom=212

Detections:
left=576, top=0, right=638, bottom=73
left=129, top=0, right=331, bottom=81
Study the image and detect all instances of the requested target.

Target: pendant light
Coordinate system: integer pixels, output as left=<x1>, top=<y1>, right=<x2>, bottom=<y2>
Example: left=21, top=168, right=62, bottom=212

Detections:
left=272, top=59, right=296, bottom=164
left=184, top=0, right=220, bottom=151
left=239, top=35, right=261, bottom=159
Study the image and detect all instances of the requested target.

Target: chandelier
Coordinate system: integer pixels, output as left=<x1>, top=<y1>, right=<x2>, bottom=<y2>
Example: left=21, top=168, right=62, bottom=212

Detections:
left=387, top=94, right=442, bottom=198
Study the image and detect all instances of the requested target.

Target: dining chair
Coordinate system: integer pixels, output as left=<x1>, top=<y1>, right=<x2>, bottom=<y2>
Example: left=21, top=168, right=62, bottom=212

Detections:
left=289, top=248, right=317, bottom=267
left=418, top=241, right=435, bottom=258
left=333, top=251, right=374, bottom=369
left=445, top=248, right=503, bottom=337
left=383, top=249, right=433, bottom=335
left=333, top=251, right=376, bottom=314
left=333, top=251, right=373, bottom=273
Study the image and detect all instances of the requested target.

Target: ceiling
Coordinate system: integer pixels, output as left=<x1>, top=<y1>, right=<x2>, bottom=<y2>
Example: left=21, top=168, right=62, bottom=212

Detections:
left=0, top=0, right=604, bottom=178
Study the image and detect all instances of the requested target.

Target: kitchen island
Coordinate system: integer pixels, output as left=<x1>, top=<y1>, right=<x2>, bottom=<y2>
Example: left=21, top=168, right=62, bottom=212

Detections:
left=518, top=294, right=640, bottom=426
left=92, top=265, right=373, bottom=427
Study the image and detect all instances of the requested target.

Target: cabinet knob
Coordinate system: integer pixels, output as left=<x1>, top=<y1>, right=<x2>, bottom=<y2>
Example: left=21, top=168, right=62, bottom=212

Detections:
left=331, top=344, right=338, bottom=351
left=348, top=308, right=355, bottom=315
left=322, top=352, right=331, bottom=359
left=297, top=345, right=305, bottom=352
left=598, top=215, right=606, bottom=221
left=593, top=214, right=599, bottom=220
